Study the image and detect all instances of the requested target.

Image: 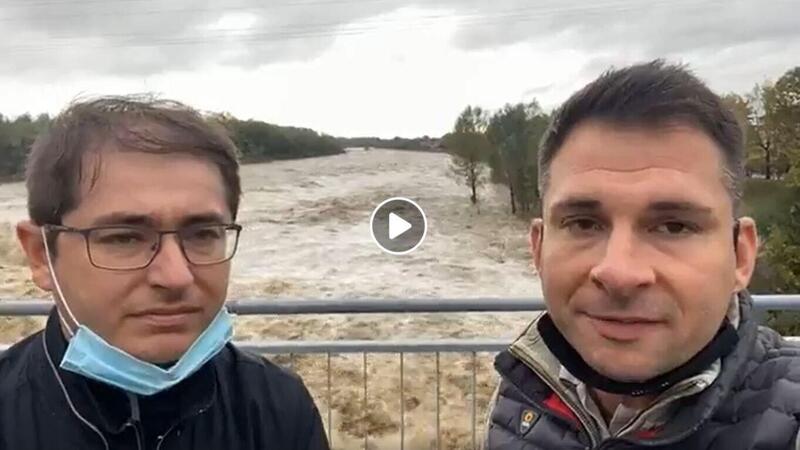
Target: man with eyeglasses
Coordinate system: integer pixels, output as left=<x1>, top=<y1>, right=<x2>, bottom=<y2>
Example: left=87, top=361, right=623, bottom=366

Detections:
left=0, top=96, right=329, bottom=450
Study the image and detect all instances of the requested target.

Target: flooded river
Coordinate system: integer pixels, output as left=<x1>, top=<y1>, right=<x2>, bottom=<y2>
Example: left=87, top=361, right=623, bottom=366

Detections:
left=0, top=148, right=542, bottom=448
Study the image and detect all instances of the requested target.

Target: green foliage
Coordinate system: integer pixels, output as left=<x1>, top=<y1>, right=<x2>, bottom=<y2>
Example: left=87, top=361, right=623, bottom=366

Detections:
left=742, top=180, right=800, bottom=334
left=485, top=102, right=549, bottom=216
left=763, top=212, right=800, bottom=293
left=441, top=101, right=549, bottom=214
left=741, top=179, right=799, bottom=235
left=218, top=117, right=343, bottom=162
left=739, top=180, right=800, bottom=296
left=444, top=106, right=491, bottom=205
left=722, top=93, right=765, bottom=177
left=337, top=136, right=440, bottom=151
left=758, top=202, right=800, bottom=335
left=771, top=68, right=800, bottom=152
left=772, top=68, right=800, bottom=183
left=0, top=111, right=343, bottom=180
left=0, top=113, right=50, bottom=180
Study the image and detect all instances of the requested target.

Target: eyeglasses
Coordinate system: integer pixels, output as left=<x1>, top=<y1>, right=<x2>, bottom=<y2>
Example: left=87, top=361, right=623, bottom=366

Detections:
left=44, top=223, right=242, bottom=271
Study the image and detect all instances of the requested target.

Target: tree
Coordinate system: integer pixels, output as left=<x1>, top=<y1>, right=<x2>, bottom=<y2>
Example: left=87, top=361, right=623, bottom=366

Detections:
left=770, top=67, right=800, bottom=183
left=486, top=102, right=549, bottom=215
left=748, top=84, right=781, bottom=179
left=0, top=113, right=48, bottom=179
left=746, top=77, right=800, bottom=180
left=722, top=93, right=754, bottom=175
left=444, top=106, right=490, bottom=206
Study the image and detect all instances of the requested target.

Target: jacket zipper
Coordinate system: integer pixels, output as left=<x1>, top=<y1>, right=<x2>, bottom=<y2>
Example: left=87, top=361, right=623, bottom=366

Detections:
left=126, top=393, right=144, bottom=450
left=121, top=421, right=144, bottom=450
left=615, top=378, right=704, bottom=439
left=155, top=405, right=210, bottom=450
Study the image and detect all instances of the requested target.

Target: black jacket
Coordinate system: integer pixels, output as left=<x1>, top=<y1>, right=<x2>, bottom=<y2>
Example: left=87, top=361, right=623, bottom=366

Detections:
left=0, top=310, right=330, bottom=450
left=485, top=294, right=800, bottom=449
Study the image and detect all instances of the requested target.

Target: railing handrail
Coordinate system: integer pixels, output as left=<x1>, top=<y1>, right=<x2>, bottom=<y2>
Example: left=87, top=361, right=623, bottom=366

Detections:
left=1, top=294, right=799, bottom=316
left=0, top=338, right=511, bottom=354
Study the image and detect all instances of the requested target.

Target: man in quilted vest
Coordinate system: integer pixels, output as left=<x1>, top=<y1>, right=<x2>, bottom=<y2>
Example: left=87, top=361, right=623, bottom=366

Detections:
left=484, top=60, right=800, bottom=449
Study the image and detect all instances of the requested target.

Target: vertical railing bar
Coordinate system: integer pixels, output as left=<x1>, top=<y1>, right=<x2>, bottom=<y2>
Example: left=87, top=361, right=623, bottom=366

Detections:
left=289, top=352, right=295, bottom=371
left=436, top=352, right=441, bottom=450
left=400, top=352, right=405, bottom=450
left=363, top=352, right=368, bottom=450
left=471, top=351, right=477, bottom=450
left=327, top=352, right=333, bottom=449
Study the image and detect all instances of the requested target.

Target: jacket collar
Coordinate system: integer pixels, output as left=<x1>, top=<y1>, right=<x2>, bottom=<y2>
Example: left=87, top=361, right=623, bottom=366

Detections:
left=38, top=307, right=218, bottom=435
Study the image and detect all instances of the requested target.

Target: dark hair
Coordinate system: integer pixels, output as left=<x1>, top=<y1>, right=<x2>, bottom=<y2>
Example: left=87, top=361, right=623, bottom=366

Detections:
left=26, top=95, right=241, bottom=226
left=538, top=60, right=744, bottom=208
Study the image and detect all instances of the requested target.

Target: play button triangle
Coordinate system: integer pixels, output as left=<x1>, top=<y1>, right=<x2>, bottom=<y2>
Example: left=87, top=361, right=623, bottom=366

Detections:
left=388, top=212, right=412, bottom=240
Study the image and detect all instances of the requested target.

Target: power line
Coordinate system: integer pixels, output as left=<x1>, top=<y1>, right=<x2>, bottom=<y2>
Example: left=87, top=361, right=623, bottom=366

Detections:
left=2, top=6, right=476, bottom=39
left=0, top=0, right=394, bottom=10
left=1, top=0, right=409, bottom=24
left=0, top=0, right=751, bottom=24
left=0, top=0, right=753, bottom=55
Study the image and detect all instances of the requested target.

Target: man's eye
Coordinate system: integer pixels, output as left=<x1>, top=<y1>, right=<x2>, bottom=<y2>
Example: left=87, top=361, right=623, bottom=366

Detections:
left=653, top=221, right=698, bottom=235
left=185, top=227, right=224, bottom=241
left=562, top=218, right=603, bottom=234
left=96, top=231, right=146, bottom=245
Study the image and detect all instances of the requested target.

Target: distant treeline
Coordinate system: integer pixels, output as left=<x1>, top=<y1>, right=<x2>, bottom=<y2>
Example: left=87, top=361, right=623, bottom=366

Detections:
left=0, top=113, right=49, bottom=181
left=216, top=115, right=343, bottom=163
left=337, top=136, right=442, bottom=151
left=0, top=112, right=345, bottom=181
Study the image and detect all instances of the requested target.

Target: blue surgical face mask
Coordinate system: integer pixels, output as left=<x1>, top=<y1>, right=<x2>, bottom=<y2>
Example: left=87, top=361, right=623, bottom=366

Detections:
left=42, top=228, right=233, bottom=396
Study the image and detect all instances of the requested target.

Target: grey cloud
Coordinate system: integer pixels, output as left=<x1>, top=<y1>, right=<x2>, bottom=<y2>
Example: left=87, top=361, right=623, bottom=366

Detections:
left=0, top=0, right=796, bottom=86
left=449, top=0, right=798, bottom=54
left=0, top=0, right=409, bottom=77
left=450, top=0, right=799, bottom=94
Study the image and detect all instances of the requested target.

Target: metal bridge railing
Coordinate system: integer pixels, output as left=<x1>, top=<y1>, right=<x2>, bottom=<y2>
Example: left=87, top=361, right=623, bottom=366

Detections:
left=2, top=295, right=799, bottom=449
left=3, top=295, right=800, bottom=317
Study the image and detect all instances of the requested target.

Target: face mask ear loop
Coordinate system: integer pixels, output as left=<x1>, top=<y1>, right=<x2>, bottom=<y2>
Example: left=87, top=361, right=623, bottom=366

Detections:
left=41, top=227, right=79, bottom=338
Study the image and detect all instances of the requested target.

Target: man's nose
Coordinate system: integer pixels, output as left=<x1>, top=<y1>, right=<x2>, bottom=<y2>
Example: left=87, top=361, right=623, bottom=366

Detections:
left=147, top=234, right=194, bottom=290
left=589, top=227, right=656, bottom=299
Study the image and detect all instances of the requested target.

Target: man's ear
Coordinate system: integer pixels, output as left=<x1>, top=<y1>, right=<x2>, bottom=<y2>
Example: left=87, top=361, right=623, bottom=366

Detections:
left=732, top=217, right=758, bottom=293
left=529, top=218, right=544, bottom=274
left=16, top=221, right=53, bottom=292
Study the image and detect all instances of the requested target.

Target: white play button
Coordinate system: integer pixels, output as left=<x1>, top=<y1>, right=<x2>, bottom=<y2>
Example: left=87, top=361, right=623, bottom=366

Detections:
left=388, top=213, right=412, bottom=240
left=370, top=197, right=427, bottom=255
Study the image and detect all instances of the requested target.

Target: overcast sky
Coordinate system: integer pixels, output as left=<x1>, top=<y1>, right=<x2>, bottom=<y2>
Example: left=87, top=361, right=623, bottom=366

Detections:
left=0, top=0, right=797, bottom=137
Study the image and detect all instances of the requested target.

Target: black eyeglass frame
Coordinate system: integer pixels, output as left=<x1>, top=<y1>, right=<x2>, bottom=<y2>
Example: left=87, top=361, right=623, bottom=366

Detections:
left=43, top=223, right=243, bottom=271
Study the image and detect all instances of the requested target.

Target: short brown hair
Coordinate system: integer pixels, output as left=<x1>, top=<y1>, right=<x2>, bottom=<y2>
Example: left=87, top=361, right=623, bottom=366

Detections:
left=539, top=60, right=744, bottom=209
left=26, top=95, right=241, bottom=226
